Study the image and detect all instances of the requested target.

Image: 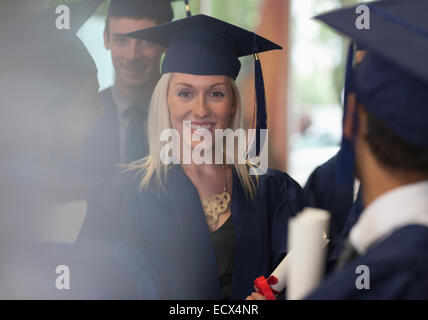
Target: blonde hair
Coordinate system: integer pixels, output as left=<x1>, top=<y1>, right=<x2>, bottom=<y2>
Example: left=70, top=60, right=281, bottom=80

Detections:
left=125, top=73, right=258, bottom=199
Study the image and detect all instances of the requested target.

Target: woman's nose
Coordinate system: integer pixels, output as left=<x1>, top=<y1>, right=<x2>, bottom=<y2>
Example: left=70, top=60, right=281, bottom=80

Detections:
left=192, top=95, right=210, bottom=118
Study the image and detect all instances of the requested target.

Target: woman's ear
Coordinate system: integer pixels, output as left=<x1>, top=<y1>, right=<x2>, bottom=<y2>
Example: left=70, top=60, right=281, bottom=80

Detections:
left=343, top=93, right=358, bottom=140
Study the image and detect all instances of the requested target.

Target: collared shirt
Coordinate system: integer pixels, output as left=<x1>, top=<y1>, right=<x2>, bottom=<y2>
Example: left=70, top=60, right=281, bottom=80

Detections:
left=111, top=84, right=149, bottom=163
left=350, top=179, right=428, bottom=254
left=353, top=178, right=360, bottom=202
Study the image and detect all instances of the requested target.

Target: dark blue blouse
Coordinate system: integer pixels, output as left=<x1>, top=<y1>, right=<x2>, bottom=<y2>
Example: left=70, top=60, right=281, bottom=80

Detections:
left=210, top=216, right=235, bottom=300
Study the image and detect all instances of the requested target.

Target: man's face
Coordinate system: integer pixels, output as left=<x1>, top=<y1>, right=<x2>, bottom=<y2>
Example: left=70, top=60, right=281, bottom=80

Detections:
left=104, top=17, right=164, bottom=90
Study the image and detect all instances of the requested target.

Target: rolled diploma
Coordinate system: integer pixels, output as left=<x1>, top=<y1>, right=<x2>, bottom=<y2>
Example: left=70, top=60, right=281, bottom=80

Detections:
left=255, top=208, right=330, bottom=297
left=286, top=208, right=330, bottom=300
left=268, top=212, right=329, bottom=295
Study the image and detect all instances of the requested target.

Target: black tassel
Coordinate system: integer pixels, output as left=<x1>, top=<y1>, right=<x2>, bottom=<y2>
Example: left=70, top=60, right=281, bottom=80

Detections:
left=249, top=54, right=267, bottom=157
left=336, top=41, right=356, bottom=184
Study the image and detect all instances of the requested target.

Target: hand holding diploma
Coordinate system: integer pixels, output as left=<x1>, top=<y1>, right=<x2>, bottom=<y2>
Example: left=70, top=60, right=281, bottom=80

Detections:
left=247, top=208, right=330, bottom=300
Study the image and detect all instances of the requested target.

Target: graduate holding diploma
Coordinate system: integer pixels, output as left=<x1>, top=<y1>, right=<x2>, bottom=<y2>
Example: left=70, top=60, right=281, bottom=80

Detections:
left=79, top=14, right=305, bottom=299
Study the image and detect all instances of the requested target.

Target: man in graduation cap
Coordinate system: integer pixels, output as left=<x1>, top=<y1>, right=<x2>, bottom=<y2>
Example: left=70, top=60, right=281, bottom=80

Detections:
left=303, top=0, right=428, bottom=299
left=247, top=0, right=428, bottom=301
left=83, top=0, right=175, bottom=181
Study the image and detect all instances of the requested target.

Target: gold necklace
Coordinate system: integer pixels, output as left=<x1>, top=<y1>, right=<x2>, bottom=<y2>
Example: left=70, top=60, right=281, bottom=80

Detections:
left=201, top=165, right=231, bottom=227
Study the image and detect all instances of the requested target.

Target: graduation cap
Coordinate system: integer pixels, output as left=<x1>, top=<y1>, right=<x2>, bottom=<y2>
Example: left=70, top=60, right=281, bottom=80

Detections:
left=127, top=14, right=282, bottom=156
left=24, top=0, right=102, bottom=78
left=1, top=0, right=102, bottom=42
left=1, top=0, right=102, bottom=101
left=315, top=0, right=428, bottom=182
left=0, top=1, right=103, bottom=190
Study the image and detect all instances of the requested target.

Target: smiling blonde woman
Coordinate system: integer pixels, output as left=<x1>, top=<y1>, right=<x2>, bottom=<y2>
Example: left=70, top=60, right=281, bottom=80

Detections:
left=126, top=72, right=260, bottom=199
left=79, top=14, right=305, bottom=300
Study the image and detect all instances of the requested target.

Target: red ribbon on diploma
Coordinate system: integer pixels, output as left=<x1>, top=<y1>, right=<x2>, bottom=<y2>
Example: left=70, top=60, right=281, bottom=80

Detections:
left=253, top=276, right=277, bottom=300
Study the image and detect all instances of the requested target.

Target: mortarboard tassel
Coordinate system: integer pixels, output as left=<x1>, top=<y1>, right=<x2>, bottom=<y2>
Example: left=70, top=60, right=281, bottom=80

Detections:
left=184, top=0, right=192, bottom=17
left=336, top=41, right=357, bottom=184
left=249, top=50, right=268, bottom=157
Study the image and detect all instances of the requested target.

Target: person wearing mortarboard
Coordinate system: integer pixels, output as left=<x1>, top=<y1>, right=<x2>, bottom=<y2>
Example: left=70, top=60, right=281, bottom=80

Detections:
left=303, top=46, right=368, bottom=274
left=302, top=0, right=428, bottom=299
left=0, top=0, right=153, bottom=299
left=0, top=0, right=105, bottom=243
left=248, top=0, right=428, bottom=301
left=83, top=0, right=177, bottom=182
left=78, top=14, right=305, bottom=299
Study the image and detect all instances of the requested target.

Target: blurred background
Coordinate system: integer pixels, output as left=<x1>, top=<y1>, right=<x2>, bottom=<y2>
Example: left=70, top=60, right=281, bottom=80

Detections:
left=4, top=0, right=362, bottom=186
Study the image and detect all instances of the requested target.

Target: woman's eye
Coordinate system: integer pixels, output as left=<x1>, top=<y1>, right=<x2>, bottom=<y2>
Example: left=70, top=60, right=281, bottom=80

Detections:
left=211, top=91, right=225, bottom=97
left=178, top=91, right=191, bottom=98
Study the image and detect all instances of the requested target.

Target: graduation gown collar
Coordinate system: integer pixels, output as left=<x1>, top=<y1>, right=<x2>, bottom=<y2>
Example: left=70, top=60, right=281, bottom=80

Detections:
left=165, top=164, right=221, bottom=299
left=229, top=169, right=263, bottom=299
left=164, top=165, right=263, bottom=299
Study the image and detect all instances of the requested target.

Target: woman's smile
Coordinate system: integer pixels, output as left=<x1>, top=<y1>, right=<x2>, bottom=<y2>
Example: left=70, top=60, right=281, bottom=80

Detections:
left=184, top=121, right=217, bottom=136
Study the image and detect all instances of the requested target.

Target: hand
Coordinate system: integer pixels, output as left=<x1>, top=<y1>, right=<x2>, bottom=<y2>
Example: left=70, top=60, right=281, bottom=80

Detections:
left=245, top=292, right=267, bottom=300
left=245, top=285, right=266, bottom=300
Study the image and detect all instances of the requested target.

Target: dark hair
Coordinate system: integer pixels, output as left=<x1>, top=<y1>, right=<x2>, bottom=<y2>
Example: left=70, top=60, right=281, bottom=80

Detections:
left=105, top=0, right=174, bottom=35
left=365, top=108, right=428, bottom=174
left=105, top=15, right=171, bottom=36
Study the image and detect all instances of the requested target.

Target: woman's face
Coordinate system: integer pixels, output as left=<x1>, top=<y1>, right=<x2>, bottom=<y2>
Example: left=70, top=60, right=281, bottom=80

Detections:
left=167, top=73, right=235, bottom=150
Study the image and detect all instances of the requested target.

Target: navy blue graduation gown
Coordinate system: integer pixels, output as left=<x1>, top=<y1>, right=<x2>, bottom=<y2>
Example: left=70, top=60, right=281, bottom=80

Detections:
left=78, top=165, right=305, bottom=299
left=0, top=160, right=153, bottom=298
left=304, top=153, right=355, bottom=247
left=81, top=88, right=120, bottom=182
left=326, top=190, right=364, bottom=271
left=0, top=239, right=158, bottom=299
left=307, top=225, right=428, bottom=299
